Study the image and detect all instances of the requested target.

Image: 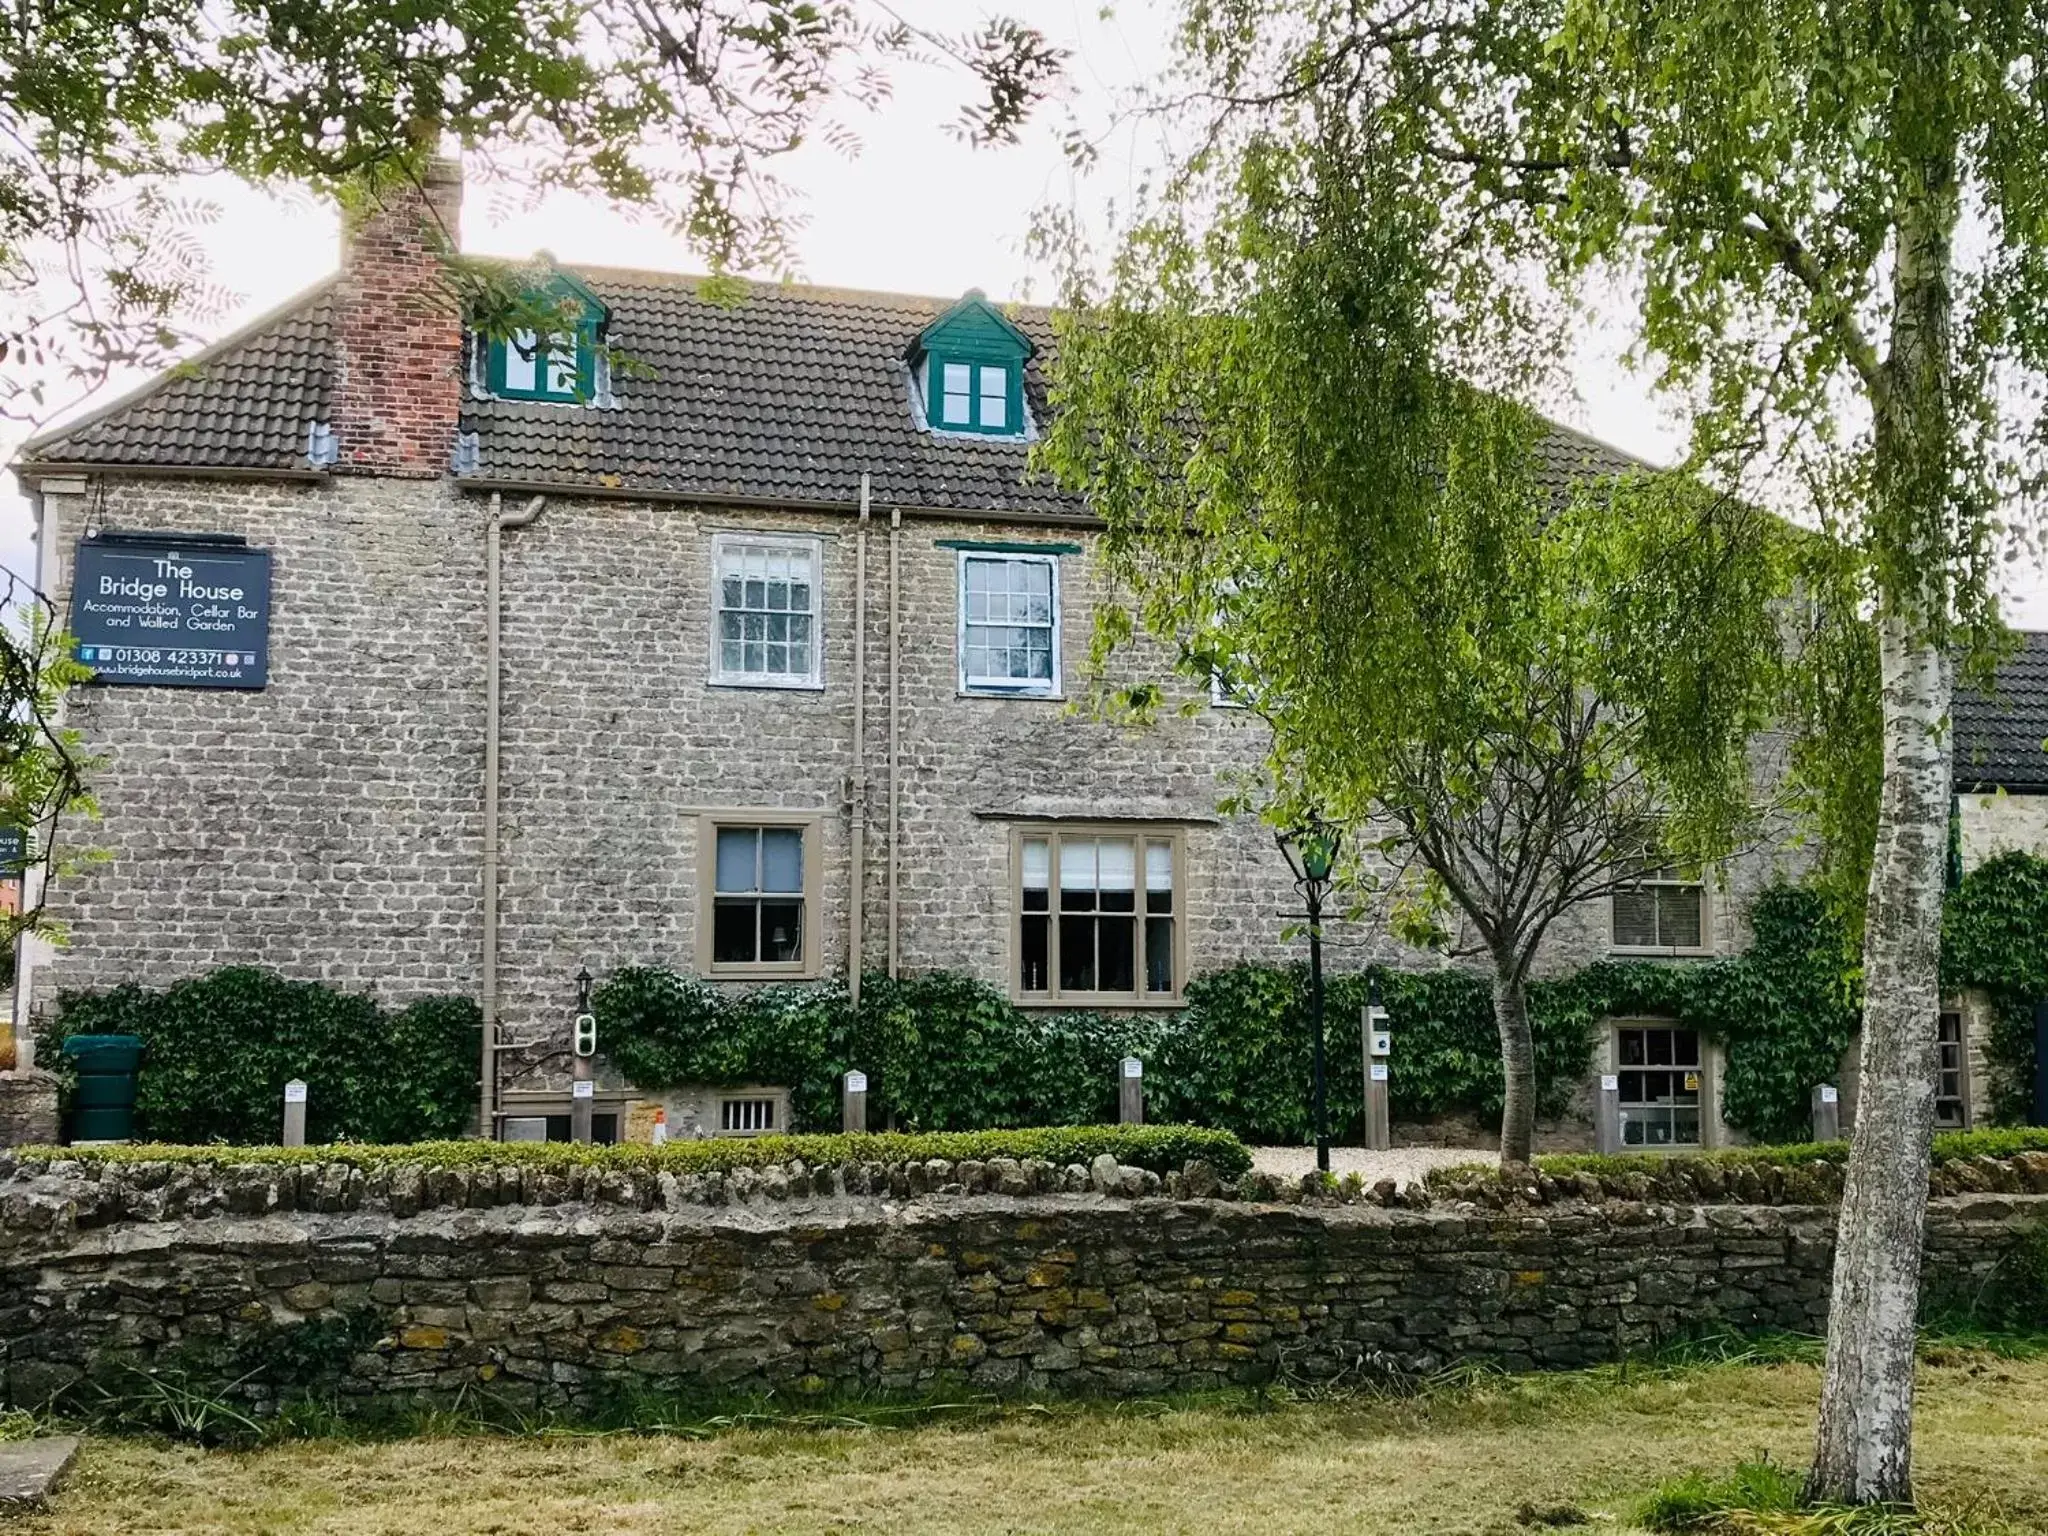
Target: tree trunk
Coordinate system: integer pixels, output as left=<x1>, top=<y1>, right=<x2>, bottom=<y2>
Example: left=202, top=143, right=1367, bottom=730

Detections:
left=1492, top=960, right=1536, bottom=1165
left=1807, top=64, right=1958, bottom=1502
left=1806, top=617, right=1951, bottom=1506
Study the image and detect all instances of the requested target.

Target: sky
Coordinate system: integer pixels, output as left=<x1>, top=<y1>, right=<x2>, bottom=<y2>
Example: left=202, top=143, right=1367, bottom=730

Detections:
left=6, top=0, right=2043, bottom=623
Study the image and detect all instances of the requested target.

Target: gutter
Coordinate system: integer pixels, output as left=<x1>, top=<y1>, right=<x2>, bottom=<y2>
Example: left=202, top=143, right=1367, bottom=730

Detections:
left=888, top=505, right=902, bottom=976
left=13, top=462, right=329, bottom=486
left=452, top=475, right=1105, bottom=532
left=481, top=491, right=546, bottom=1138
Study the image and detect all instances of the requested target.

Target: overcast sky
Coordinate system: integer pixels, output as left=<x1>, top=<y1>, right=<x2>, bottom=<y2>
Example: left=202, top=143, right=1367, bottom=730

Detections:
left=6, top=0, right=2043, bottom=624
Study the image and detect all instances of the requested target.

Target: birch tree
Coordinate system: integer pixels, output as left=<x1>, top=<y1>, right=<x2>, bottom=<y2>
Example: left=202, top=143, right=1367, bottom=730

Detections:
left=1042, top=0, right=2047, bottom=1508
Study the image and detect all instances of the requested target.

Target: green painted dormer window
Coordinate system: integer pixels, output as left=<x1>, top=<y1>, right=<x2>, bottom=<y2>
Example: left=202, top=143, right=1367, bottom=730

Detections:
left=481, top=266, right=608, bottom=405
left=913, top=290, right=1034, bottom=439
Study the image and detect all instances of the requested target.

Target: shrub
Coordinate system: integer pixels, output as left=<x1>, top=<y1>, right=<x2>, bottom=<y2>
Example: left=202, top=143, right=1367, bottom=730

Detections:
left=23, top=1124, right=1253, bottom=1178
left=43, top=968, right=479, bottom=1145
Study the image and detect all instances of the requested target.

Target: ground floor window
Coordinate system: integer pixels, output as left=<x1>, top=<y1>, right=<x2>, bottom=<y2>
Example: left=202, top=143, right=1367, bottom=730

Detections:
left=1617, top=1024, right=1703, bottom=1148
left=696, top=813, right=822, bottom=978
left=1014, top=826, right=1184, bottom=1003
left=1937, top=1010, right=1967, bottom=1129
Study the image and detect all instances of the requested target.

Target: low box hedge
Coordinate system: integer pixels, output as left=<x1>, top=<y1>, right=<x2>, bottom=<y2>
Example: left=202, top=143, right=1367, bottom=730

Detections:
left=1424, top=1127, right=2048, bottom=1206
left=8, top=1124, right=1253, bottom=1180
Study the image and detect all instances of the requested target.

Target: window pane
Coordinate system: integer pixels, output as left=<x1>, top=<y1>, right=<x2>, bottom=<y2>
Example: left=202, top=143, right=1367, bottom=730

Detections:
left=760, top=899, right=803, bottom=962
left=1673, top=1029, right=1700, bottom=1066
left=1098, top=916, right=1136, bottom=992
left=1022, top=837, right=1050, bottom=892
left=942, top=361, right=972, bottom=424
left=546, top=342, right=579, bottom=397
left=504, top=331, right=540, bottom=393
left=1146, top=917, right=1174, bottom=993
left=761, top=828, right=803, bottom=892
left=978, top=365, right=1008, bottom=428
left=1021, top=914, right=1050, bottom=991
left=1097, top=839, right=1135, bottom=892
left=1059, top=915, right=1096, bottom=991
left=1647, top=1031, right=1672, bottom=1066
left=1619, top=1030, right=1646, bottom=1066
left=1659, top=886, right=1704, bottom=948
left=1059, top=838, right=1096, bottom=892
left=1614, top=888, right=1659, bottom=947
left=713, top=899, right=758, bottom=963
left=715, top=828, right=758, bottom=893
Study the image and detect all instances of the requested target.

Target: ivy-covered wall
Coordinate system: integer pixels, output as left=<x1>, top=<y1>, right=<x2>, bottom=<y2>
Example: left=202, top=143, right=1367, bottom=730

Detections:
left=43, top=864, right=2048, bottom=1148
left=595, top=884, right=1865, bottom=1145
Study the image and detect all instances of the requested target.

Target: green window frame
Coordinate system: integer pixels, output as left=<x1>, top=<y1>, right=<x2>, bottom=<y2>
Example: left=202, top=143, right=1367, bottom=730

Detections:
left=486, top=324, right=596, bottom=404
left=925, top=352, right=1024, bottom=436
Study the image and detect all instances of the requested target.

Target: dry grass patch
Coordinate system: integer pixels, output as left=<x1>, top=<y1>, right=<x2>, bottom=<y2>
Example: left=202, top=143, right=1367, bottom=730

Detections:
left=22, top=1354, right=2048, bottom=1536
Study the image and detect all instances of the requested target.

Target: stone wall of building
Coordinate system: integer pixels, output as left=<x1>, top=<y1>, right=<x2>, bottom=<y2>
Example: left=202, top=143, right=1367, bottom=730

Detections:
left=0, top=1158, right=2036, bottom=1411
left=32, top=472, right=1807, bottom=1108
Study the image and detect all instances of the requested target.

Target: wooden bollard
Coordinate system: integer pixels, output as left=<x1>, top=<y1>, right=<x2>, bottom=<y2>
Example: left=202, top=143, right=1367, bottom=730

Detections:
left=1811, top=1083, right=1841, bottom=1142
left=1119, top=1056, right=1144, bottom=1125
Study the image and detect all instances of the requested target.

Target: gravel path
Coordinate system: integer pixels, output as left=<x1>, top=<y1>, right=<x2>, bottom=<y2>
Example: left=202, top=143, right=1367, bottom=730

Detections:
left=1249, top=1145, right=1490, bottom=1188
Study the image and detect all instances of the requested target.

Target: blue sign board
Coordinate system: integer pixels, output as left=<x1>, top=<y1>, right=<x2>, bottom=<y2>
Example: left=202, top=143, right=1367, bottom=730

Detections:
left=70, top=536, right=271, bottom=689
left=0, top=828, right=23, bottom=872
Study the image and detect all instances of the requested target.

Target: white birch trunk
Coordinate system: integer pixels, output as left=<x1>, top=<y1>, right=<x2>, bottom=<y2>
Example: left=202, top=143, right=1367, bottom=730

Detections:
left=1806, top=617, right=1951, bottom=1505
left=1807, top=94, right=1959, bottom=1501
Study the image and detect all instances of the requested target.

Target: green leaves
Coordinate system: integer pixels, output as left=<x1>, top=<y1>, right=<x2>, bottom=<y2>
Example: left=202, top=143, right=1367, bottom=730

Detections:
left=44, top=968, right=481, bottom=1144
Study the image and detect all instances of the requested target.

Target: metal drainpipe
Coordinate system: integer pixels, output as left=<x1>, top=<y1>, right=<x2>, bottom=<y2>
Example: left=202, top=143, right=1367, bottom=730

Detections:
left=849, top=475, right=870, bottom=1007
left=887, top=505, right=902, bottom=976
left=481, top=491, right=545, bottom=1138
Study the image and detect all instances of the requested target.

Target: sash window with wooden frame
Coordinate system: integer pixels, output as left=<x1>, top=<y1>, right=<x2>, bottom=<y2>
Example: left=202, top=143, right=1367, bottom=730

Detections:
left=1014, top=826, right=1184, bottom=1004
left=959, top=551, right=1060, bottom=696
left=1611, top=851, right=1709, bottom=954
left=697, top=814, right=822, bottom=979
left=710, top=535, right=822, bottom=689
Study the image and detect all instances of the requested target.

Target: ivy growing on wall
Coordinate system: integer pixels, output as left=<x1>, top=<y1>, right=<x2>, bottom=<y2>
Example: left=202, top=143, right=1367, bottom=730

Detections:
left=50, top=865, right=2048, bottom=1150
left=1943, top=850, right=2048, bottom=1122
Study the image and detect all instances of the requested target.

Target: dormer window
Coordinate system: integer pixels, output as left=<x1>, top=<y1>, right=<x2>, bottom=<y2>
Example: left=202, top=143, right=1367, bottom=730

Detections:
left=491, top=329, right=590, bottom=402
left=912, top=290, right=1034, bottom=439
left=930, top=356, right=1020, bottom=434
left=479, top=265, right=609, bottom=406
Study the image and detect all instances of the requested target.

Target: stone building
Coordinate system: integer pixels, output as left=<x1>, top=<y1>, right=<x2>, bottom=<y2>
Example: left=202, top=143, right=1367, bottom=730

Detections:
left=8, top=161, right=2039, bottom=1145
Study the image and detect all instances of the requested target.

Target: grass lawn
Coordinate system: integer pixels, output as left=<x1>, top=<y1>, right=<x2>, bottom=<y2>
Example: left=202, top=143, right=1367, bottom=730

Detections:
left=23, top=1348, right=2048, bottom=1535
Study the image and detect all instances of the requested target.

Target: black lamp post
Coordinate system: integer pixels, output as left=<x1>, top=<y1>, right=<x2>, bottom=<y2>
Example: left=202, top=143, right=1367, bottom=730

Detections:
left=1278, top=813, right=1341, bottom=1173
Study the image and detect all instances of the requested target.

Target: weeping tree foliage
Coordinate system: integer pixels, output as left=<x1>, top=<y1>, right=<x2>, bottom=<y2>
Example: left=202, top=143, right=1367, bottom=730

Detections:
left=1046, top=0, right=2048, bottom=1507
left=1037, top=127, right=1789, bottom=1167
left=1, top=0, right=1064, bottom=422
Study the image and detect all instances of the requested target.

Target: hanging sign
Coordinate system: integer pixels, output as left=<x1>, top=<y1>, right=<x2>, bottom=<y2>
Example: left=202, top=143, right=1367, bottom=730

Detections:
left=70, top=534, right=272, bottom=689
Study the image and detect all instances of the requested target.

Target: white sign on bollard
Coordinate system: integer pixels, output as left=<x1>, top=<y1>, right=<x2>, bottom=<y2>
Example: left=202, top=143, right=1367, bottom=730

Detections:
left=1122, top=1056, right=1143, bottom=1079
left=284, top=1080, right=308, bottom=1103
left=1369, top=1063, right=1389, bottom=1082
left=1820, top=1085, right=1839, bottom=1104
left=1601, top=1074, right=1620, bottom=1092
left=845, top=1071, right=868, bottom=1094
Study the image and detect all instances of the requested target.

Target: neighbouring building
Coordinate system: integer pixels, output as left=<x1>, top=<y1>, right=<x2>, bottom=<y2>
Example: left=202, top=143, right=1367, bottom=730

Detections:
left=9, top=159, right=2044, bottom=1147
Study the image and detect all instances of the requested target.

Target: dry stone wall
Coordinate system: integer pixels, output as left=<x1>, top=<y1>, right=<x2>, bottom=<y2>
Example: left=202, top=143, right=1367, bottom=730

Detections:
left=0, top=1157, right=2035, bottom=1413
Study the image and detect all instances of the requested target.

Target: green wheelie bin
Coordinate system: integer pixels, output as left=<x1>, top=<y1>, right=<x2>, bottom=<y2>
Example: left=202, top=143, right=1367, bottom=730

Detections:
left=61, top=1034, right=144, bottom=1142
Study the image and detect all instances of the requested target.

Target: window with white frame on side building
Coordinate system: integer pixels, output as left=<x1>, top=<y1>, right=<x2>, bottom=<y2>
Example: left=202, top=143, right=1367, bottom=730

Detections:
left=709, top=534, right=823, bottom=689
left=1615, top=1023, right=1706, bottom=1148
left=958, top=550, right=1060, bottom=696
left=1013, top=826, right=1184, bottom=1004
left=1611, top=862, right=1709, bottom=953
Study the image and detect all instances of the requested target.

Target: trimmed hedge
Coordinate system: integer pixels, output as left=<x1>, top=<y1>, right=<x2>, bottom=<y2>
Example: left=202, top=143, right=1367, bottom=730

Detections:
left=1426, top=1128, right=2048, bottom=1194
left=12, top=1124, right=1252, bottom=1178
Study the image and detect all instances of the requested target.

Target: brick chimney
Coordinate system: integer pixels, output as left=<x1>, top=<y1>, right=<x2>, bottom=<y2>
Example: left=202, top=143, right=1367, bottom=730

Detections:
left=331, top=157, right=465, bottom=477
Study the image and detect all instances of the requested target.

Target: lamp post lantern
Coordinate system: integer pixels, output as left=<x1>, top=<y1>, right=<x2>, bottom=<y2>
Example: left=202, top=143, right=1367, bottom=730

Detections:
left=1278, top=814, right=1340, bottom=1173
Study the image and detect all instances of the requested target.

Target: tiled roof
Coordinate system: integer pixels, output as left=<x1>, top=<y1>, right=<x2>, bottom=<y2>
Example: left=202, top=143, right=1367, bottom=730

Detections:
left=22, top=284, right=335, bottom=471
left=19, top=267, right=1649, bottom=514
left=1956, top=631, right=2048, bottom=792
